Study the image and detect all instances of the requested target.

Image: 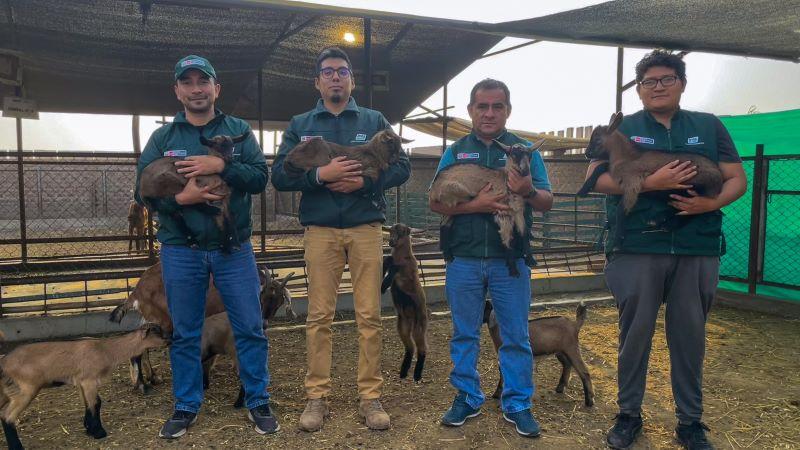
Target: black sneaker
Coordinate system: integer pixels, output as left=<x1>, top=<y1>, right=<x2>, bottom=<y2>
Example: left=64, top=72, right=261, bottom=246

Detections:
left=158, top=410, right=197, bottom=439
left=606, top=413, right=642, bottom=449
left=249, top=404, right=280, bottom=434
left=676, top=422, right=714, bottom=450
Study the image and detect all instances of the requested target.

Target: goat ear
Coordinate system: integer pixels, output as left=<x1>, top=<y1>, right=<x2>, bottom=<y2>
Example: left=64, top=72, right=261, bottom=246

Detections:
left=199, top=136, right=212, bottom=147
left=232, top=133, right=248, bottom=144
left=493, top=140, right=511, bottom=152
left=608, top=112, right=623, bottom=132
left=400, top=137, right=414, bottom=144
left=280, top=272, right=295, bottom=289
left=529, top=138, right=546, bottom=152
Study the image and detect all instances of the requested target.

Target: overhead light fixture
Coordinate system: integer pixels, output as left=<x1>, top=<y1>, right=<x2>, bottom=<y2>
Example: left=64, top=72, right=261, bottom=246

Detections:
left=343, top=32, right=356, bottom=43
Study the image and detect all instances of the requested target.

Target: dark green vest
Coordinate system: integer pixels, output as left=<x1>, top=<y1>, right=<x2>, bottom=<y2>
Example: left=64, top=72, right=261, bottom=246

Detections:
left=607, top=109, right=724, bottom=256
left=439, top=132, right=535, bottom=263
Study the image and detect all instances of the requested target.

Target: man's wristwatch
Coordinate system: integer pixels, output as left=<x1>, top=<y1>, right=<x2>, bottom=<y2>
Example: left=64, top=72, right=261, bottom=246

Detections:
left=523, top=188, right=538, bottom=199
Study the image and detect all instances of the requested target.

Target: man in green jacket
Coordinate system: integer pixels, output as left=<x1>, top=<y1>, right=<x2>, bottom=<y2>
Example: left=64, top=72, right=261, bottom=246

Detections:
left=586, top=50, right=747, bottom=450
left=271, top=47, right=411, bottom=432
left=135, top=55, right=277, bottom=438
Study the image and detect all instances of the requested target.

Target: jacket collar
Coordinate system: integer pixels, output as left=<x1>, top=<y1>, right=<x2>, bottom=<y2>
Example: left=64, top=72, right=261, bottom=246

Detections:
left=172, top=109, right=225, bottom=126
left=312, top=97, right=360, bottom=116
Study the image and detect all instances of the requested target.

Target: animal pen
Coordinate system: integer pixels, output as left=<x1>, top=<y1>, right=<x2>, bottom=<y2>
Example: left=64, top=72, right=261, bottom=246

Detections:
left=1, top=0, right=799, bottom=449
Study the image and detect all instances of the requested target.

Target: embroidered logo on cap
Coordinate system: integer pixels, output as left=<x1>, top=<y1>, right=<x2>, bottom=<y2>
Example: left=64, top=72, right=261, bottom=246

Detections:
left=181, top=59, right=205, bottom=67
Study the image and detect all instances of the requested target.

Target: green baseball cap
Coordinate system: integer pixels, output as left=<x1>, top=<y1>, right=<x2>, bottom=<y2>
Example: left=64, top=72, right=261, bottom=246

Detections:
left=174, top=55, right=217, bottom=80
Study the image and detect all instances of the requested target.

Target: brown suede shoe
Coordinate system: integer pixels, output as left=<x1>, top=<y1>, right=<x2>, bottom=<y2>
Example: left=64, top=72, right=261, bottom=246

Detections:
left=359, top=399, right=391, bottom=430
left=299, top=398, right=329, bottom=432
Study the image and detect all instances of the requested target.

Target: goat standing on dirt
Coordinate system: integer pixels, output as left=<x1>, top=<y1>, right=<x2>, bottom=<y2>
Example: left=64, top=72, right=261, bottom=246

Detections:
left=483, top=302, right=594, bottom=407
left=109, top=263, right=296, bottom=394
left=127, top=200, right=148, bottom=253
left=0, top=325, right=169, bottom=450
left=381, top=224, right=428, bottom=381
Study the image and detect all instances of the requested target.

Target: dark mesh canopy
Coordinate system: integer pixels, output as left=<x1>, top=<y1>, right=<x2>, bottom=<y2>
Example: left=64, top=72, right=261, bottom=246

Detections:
left=0, top=0, right=503, bottom=122
left=483, top=0, right=800, bottom=62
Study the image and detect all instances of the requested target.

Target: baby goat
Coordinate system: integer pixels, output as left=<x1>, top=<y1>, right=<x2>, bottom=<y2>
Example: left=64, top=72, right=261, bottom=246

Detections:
left=200, top=271, right=295, bottom=407
left=579, top=112, right=723, bottom=212
left=126, top=200, right=148, bottom=254
left=138, top=133, right=249, bottom=253
left=483, top=301, right=594, bottom=407
left=283, top=129, right=410, bottom=182
left=0, top=325, right=169, bottom=450
left=381, top=223, right=428, bottom=381
left=429, top=139, right=545, bottom=276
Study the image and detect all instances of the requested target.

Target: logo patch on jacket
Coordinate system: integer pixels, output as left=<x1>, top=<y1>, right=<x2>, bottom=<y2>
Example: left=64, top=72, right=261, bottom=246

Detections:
left=355, top=133, right=367, bottom=142
left=687, top=136, right=704, bottom=145
left=301, top=135, right=323, bottom=142
left=631, top=136, right=655, bottom=145
left=457, top=152, right=480, bottom=160
left=164, top=149, right=187, bottom=157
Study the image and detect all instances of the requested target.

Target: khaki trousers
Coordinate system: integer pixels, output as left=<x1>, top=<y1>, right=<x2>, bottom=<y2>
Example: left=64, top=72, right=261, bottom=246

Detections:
left=303, top=222, right=384, bottom=399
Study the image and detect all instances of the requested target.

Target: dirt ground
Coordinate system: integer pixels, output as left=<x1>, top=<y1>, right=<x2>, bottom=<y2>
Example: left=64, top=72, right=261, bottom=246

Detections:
left=8, top=299, right=800, bottom=449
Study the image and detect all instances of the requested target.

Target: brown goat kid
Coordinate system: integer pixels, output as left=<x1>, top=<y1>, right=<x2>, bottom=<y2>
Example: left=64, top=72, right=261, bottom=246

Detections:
left=127, top=201, right=148, bottom=254
left=429, top=139, right=545, bottom=277
left=0, top=325, right=169, bottom=450
left=483, top=302, right=594, bottom=407
left=381, top=223, right=429, bottom=381
left=108, top=263, right=295, bottom=393
left=199, top=271, right=296, bottom=407
left=138, top=133, right=249, bottom=253
left=283, top=129, right=410, bottom=182
left=581, top=112, right=723, bottom=213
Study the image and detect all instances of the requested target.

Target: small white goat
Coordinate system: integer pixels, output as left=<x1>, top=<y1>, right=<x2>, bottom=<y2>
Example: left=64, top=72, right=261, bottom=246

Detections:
left=0, top=325, right=169, bottom=449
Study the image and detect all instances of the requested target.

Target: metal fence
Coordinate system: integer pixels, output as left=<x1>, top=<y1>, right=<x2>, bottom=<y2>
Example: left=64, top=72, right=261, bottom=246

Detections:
left=719, top=148, right=800, bottom=294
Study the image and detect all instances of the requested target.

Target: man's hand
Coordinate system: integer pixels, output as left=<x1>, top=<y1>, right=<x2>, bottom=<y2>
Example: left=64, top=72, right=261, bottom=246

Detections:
left=471, top=183, right=510, bottom=213
left=318, top=156, right=362, bottom=183
left=175, top=155, right=225, bottom=178
left=643, top=160, right=697, bottom=191
left=507, top=168, right=534, bottom=197
left=669, top=189, right=720, bottom=215
left=327, top=177, right=365, bottom=193
left=175, top=177, right=225, bottom=205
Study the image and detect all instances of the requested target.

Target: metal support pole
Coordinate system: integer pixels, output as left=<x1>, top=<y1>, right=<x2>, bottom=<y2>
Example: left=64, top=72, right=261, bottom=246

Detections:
left=15, top=117, right=27, bottom=263
left=615, top=47, right=624, bottom=113
left=258, top=69, right=267, bottom=255
left=442, top=83, right=448, bottom=154
left=364, top=18, right=373, bottom=108
left=747, top=144, right=767, bottom=294
left=397, top=122, right=403, bottom=224
left=132, top=114, right=141, bottom=156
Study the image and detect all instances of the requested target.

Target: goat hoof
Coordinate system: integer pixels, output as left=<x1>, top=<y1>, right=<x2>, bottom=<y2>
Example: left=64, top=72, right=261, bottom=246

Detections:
left=555, top=386, right=565, bottom=394
left=91, top=428, right=107, bottom=439
left=585, top=399, right=594, bottom=408
left=233, top=399, right=244, bottom=409
left=137, top=383, right=154, bottom=395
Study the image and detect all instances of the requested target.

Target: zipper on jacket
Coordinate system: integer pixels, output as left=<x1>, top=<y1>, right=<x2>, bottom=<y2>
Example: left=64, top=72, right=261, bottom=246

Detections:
left=666, top=129, right=672, bottom=150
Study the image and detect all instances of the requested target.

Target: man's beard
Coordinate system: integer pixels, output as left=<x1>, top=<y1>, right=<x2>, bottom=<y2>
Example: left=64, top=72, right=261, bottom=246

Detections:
left=330, top=93, right=343, bottom=104
left=185, top=98, right=212, bottom=114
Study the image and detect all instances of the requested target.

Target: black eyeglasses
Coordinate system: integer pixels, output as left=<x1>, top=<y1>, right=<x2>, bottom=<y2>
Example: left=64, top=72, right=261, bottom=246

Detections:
left=319, top=67, right=351, bottom=79
left=639, top=75, right=679, bottom=89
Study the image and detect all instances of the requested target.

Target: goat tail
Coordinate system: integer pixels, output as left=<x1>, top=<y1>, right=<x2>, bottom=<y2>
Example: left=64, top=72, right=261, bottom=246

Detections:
left=575, top=302, right=587, bottom=330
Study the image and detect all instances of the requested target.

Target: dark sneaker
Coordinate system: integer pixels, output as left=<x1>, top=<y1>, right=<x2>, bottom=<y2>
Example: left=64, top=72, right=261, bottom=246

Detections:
left=441, top=393, right=481, bottom=427
left=158, top=410, right=197, bottom=439
left=606, top=413, right=643, bottom=449
left=502, top=409, right=541, bottom=437
left=249, top=404, right=280, bottom=434
left=676, top=422, right=714, bottom=450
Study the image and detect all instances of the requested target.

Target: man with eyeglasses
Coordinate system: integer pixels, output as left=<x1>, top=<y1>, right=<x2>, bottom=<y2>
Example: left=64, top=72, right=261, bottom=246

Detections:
left=272, top=46, right=410, bottom=432
left=585, top=50, right=746, bottom=450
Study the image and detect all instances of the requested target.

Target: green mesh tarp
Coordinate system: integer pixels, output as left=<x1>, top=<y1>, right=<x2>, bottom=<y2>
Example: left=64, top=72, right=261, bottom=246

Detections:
left=719, top=109, right=800, bottom=302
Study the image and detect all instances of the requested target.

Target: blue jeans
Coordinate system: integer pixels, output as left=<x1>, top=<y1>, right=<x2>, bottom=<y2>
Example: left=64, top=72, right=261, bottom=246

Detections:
left=446, top=257, right=534, bottom=413
left=160, top=242, right=270, bottom=413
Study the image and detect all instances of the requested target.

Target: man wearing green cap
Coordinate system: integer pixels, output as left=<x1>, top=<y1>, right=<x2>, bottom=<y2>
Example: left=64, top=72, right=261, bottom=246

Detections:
left=134, top=55, right=277, bottom=438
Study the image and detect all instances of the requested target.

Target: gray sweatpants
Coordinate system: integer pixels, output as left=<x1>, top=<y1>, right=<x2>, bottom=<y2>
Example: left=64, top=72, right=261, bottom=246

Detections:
left=605, top=253, right=719, bottom=423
